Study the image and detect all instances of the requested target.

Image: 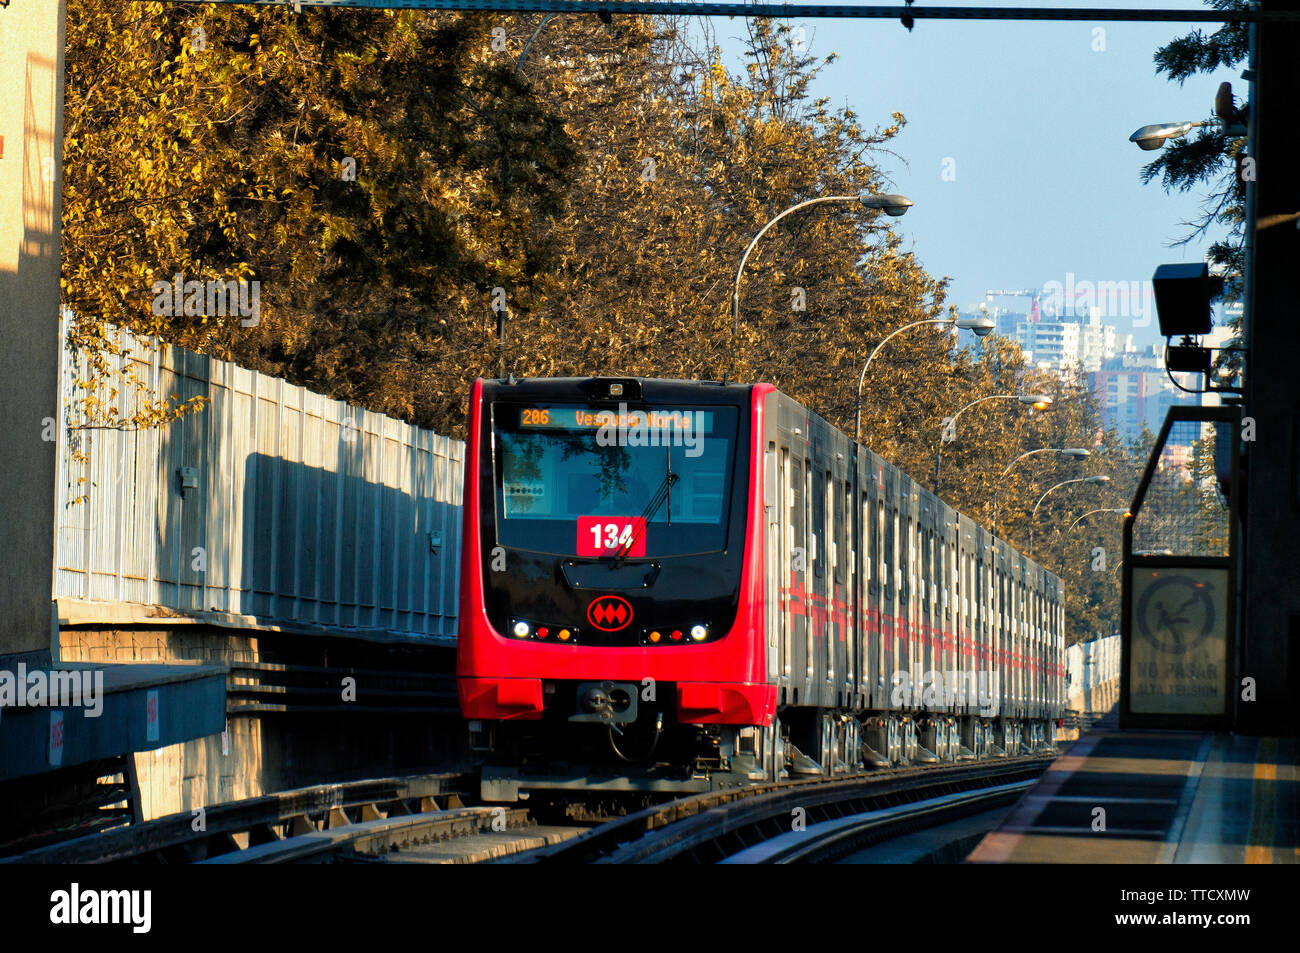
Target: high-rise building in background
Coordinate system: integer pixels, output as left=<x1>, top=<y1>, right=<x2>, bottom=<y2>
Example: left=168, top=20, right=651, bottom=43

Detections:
left=1087, top=344, right=1200, bottom=444
left=1014, top=307, right=1127, bottom=375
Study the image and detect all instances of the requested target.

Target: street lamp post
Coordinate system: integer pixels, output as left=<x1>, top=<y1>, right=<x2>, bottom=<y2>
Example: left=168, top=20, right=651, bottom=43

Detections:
left=1128, top=120, right=1212, bottom=151
left=1063, top=507, right=1129, bottom=562
left=730, top=192, right=913, bottom=378
left=1129, top=83, right=1248, bottom=150
left=1028, top=475, right=1112, bottom=555
left=991, top=446, right=1091, bottom=534
left=1066, top=507, right=1130, bottom=535
left=933, top=393, right=1052, bottom=488
left=854, top=313, right=994, bottom=446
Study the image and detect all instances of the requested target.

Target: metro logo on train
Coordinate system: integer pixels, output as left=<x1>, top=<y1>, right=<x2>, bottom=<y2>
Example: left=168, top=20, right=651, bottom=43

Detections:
left=587, top=596, right=634, bottom=632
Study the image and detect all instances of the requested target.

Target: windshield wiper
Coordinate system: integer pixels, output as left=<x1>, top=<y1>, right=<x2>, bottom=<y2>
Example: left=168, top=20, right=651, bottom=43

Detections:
left=611, top=469, right=678, bottom=568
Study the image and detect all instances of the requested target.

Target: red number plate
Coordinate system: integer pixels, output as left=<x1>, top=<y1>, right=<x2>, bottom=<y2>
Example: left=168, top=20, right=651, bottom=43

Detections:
left=576, top=516, right=647, bottom=557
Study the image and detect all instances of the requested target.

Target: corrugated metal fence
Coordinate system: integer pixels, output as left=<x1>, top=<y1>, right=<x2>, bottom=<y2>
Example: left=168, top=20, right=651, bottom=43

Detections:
left=1066, top=635, right=1120, bottom=695
left=55, top=322, right=463, bottom=642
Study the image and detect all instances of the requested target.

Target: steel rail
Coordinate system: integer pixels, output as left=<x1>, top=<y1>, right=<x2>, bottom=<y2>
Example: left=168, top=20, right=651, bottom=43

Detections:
left=720, top=778, right=1034, bottom=863
left=596, top=759, right=1047, bottom=863
left=514, top=753, right=1054, bottom=863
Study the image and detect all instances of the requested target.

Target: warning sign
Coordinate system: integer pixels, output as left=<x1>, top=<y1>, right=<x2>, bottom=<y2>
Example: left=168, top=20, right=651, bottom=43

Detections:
left=1128, top=567, right=1228, bottom=716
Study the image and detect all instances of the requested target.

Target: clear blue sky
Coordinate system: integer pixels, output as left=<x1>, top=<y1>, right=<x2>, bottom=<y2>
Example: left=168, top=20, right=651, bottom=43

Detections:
left=706, top=0, right=1241, bottom=347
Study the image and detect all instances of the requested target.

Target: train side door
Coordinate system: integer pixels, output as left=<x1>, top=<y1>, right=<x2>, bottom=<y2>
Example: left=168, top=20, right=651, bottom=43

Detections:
left=764, top=445, right=780, bottom=684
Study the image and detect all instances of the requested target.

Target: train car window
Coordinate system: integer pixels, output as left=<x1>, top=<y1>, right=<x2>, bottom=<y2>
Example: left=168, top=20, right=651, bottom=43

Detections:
left=940, top=536, right=947, bottom=614
left=909, top=519, right=917, bottom=596
left=842, top=478, right=852, bottom=582
left=894, top=511, right=903, bottom=601
left=925, top=525, right=935, bottom=605
left=961, top=551, right=968, bottom=623
left=782, top=448, right=793, bottom=680
left=918, top=526, right=927, bottom=609
left=875, top=498, right=885, bottom=595
left=928, top=531, right=937, bottom=609
left=825, top=470, right=836, bottom=583
left=804, top=458, right=814, bottom=682
left=913, top=520, right=920, bottom=603
left=918, top=526, right=926, bottom=609
left=812, top=467, right=825, bottom=580
left=765, top=445, right=779, bottom=680
left=783, top=449, right=794, bottom=575
left=948, top=540, right=957, bottom=623
left=491, top=402, right=738, bottom=556
left=883, top=505, right=894, bottom=598
left=845, top=482, right=856, bottom=687
left=827, top=472, right=836, bottom=683
left=895, top=507, right=901, bottom=599
left=898, top=513, right=909, bottom=602
left=862, top=494, right=873, bottom=587
left=823, top=471, right=835, bottom=681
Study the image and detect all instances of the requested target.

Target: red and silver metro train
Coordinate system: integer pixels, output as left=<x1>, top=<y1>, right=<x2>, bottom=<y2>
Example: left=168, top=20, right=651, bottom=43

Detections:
left=456, top=376, right=1065, bottom=800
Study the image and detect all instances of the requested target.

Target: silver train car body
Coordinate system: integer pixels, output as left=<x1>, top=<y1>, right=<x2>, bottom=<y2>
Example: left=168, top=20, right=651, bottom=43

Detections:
left=744, top=387, right=1066, bottom=776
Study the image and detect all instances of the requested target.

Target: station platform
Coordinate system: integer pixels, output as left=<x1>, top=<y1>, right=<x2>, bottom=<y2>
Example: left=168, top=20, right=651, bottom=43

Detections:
left=968, top=712, right=1298, bottom=863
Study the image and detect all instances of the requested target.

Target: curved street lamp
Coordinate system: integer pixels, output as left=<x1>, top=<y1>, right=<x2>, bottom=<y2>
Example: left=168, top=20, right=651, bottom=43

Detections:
left=1066, top=507, right=1130, bottom=534
left=1128, top=120, right=1210, bottom=151
left=1129, top=120, right=1246, bottom=151
left=1063, top=507, right=1130, bottom=562
left=1001, top=446, right=1092, bottom=478
left=730, top=191, right=913, bottom=377
left=1028, top=475, right=1111, bottom=555
left=1130, top=82, right=1248, bottom=150
left=855, top=312, right=995, bottom=445
left=934, top=392, right=1053, bottom=486
left=991, top=446, right=1092, bottom=534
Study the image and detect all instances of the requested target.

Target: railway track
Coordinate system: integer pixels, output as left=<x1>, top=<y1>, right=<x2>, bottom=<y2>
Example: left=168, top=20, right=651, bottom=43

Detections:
left=202, top=802, right=585, bottom=864
left=509, top=753, right=1055, bottom=863
left=3, top=753, right=1056, bottom=864
left=2, top=772, right=474, bottom=864
left=262, top=754, right=1053, bottom=863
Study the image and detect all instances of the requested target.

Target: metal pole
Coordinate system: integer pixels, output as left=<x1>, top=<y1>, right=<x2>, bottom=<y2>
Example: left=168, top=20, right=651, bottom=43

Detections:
left=1029, top=477, right=1089, bottom=556
left=173, top=2, right=1300, bottom=24
left=856, top=317, right=953, bottom=445
left=730, top=195, right=863, bottom=379
left=933, top=393, right=1020, bottom=493
left=994, top=447, right=1081, bottom=533
left=1239, top=0, right=1299, bottom=734
left=1062, top=508, right=1125, bottom=564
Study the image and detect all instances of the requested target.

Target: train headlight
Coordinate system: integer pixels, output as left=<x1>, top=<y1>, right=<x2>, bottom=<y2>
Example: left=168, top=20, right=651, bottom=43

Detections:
left=641, top=624, right=710, bottom=645
left=513, top=621, right=531, bottom=638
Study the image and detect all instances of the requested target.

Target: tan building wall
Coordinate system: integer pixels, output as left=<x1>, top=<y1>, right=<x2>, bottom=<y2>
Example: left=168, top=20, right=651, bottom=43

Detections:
left=0, top=0, right=66, bottom=658
left=59, top=626, right=263, bottom=819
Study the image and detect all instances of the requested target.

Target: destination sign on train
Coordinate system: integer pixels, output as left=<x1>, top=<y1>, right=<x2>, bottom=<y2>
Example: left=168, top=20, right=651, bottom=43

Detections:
left=516, top=406, right=713, bottom=431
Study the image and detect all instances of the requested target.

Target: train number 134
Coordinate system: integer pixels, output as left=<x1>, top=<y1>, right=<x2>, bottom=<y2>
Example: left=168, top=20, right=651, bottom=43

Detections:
left=576, top=516, right=646, bottom=557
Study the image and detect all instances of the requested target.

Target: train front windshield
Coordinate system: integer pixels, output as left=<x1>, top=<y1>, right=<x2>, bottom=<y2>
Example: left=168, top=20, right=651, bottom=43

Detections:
left=491, top=403, right=739, bottom=557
